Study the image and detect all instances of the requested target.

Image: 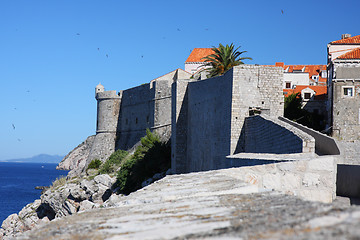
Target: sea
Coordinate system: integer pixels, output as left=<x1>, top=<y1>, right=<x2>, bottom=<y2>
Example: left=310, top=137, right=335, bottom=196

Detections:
left=0, top=162, right=68, bottom=224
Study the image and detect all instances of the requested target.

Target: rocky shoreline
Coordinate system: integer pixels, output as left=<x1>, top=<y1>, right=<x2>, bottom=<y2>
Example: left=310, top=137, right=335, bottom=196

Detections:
left=0, top=168, right=167, bottom=239
left=0, top=173, right=115, bottom=239
left=0, top=133, right=170, bottom=239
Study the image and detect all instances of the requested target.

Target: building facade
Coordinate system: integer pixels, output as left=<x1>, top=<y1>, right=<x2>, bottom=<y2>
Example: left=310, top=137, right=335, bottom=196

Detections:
left=272, top=62, right=327, bottom=89
left=327, top=34, right=360, bottom=140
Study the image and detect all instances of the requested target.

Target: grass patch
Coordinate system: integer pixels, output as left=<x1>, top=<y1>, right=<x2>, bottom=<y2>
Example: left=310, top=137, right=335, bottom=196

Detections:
left=114, top=129, right=171, bottom=195
left=50, top=176, right=67, bottom=190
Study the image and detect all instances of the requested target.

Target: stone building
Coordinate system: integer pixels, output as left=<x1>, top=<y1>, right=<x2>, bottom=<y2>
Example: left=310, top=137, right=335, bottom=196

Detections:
left=327, top=34, right=360, bottom=140
left=284, top=85, right=327, bottom=116
left=273, top=62, right=327, bottom=88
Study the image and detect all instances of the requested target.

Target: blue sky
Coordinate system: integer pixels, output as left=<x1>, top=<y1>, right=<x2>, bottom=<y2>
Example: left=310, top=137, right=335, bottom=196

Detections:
left=1, top=0, right=359, bottom=160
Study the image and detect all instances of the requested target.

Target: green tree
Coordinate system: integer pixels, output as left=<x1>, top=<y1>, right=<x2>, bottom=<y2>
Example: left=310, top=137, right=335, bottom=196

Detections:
left=284, top=93, right=302, bottom=120
left=201, top=43, right=252, bottom=77
left=284, top=93, right=325, bottom=131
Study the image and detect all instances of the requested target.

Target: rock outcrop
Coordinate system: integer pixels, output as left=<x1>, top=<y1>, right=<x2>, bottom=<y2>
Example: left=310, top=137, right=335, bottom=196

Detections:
left=0, top=200, right=49, bottom=239
left=0, top=174, right=116, bottom=239
left=9, top=168, right=360, bottom=240
left=56, top=135, right=95, bottom=176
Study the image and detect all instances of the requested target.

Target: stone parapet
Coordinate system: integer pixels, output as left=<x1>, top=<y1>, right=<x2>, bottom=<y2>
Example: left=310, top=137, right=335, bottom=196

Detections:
left=95, top=90, right=120, bottom=100
left=243, top=115, right=315, bottom=154
left=279, top=116, right=340, bottom=155
left=226, top=153, right=337, bottom=203
left=17, top=166, right=360, bottom=239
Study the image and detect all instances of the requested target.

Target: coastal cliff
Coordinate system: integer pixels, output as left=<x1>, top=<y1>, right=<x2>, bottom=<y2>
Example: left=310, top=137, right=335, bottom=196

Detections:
left=56, top=135, right=95, bottom=176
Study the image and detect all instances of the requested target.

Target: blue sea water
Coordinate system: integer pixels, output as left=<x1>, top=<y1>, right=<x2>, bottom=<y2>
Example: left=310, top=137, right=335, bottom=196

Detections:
left=0, top=162, right=68, bottom=224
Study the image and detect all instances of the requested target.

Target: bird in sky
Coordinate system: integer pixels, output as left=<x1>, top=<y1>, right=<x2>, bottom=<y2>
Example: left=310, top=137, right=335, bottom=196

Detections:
left=12, top=124, right=15, bottom=130
left=76, top=33, right=80, bottom=35
left=281, top=9, right=284, bottom=14
left=106, top=54, right=108, bottom=58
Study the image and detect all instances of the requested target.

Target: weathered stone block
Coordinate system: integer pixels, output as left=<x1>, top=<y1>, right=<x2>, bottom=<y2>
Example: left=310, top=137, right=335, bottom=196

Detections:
left=296, top=189, right=333, bottom=203
left=307, top=157, right=335, bottom=172
left=302, top=173, right=321, bottom=187
left=262, top=173, right=281, bottom=190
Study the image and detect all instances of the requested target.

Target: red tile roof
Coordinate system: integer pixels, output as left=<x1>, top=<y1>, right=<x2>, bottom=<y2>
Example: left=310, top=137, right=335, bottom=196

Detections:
left=337, top=48, right=360, bottom=59
left=283, top=85, right=327, bottom=100
left=269, top=63, right=327, bottom=85
left=331, top=35, right=360, bottom=44
left=185, top=48, right=215, bottom=63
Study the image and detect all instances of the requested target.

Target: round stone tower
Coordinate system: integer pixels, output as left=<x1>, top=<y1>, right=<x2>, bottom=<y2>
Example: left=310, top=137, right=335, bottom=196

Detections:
left=95, top=84, right=121, bottom=134
left=86, top=84, right=122, bottom=167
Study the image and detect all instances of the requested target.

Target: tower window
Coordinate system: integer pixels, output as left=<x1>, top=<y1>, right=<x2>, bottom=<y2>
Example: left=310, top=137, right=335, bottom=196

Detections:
left=136, top=118, right=138, bottom=124
left=343, top=86, right=354, bottom=97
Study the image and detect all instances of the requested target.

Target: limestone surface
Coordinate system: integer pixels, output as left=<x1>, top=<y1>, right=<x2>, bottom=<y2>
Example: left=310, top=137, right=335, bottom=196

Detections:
left=15, top=168, right=360, bottom=240
left=56, top=135, right=95, bottom=176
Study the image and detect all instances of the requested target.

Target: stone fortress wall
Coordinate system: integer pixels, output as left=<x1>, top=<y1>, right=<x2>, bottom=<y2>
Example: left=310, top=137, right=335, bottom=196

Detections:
left=171, top=65, right=286, bottom=173
left=85, top=69, right=191, bottom=170
left=115, top=80, right=172, bottom=150
left=82, top=65, right=358, bottom=203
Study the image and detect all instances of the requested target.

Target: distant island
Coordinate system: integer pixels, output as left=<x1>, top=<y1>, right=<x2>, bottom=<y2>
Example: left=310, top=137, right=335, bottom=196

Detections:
left=0, top=154, right=64, bottom=164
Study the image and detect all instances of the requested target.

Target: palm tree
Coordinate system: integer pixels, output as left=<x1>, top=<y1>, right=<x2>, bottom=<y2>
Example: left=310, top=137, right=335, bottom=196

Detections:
left=201, top=43, right=252, bottom=78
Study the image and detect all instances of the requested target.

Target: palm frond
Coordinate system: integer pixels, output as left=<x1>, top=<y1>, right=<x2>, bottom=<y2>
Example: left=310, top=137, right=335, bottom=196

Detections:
left=200, top=43, right=252, bottom=77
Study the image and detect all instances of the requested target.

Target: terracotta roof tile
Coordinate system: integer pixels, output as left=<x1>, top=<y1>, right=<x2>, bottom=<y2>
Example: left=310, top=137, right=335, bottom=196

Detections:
left=283, top=85, right=327, bottom=99
left=331, top=35, right=360, bottom=44
left=271, top=63, right=327, bottom=84
left=185, top=48, right=215, bottom=63
left=337, top=48, right=360, bottom=59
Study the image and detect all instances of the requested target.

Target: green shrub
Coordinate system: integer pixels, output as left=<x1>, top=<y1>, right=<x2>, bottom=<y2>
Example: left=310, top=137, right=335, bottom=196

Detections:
left=87, top=159, right=102, bottom=170
left=99, top=150, right=128, bottom=174
left=114, top=129, right=171, bottom=195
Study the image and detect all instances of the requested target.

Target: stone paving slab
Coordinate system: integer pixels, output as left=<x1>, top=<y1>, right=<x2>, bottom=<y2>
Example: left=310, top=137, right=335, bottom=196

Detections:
left=17, top=168, right=360, bottom=240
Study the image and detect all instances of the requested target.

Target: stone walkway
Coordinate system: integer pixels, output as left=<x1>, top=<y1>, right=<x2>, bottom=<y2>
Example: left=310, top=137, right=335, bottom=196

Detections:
left=18, top=168, right=360, bottom=239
